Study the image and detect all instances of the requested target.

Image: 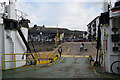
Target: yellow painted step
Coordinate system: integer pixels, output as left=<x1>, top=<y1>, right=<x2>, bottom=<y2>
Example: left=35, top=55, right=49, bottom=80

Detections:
left=36, top=57, right=58, bottom=65
left=62, top=55, right=89, bottom=57
left=91, top=61, right=94, bottom=66
left=36, top=60, right=50, bottom=65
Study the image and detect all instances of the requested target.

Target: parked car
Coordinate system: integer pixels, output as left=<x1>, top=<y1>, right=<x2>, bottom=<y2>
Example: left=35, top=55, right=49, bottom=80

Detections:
left=65, top=38, right=71, bottom=42
left=72, top=38, right=78, bottom=42
left=78, top=38, right=84, bottom=42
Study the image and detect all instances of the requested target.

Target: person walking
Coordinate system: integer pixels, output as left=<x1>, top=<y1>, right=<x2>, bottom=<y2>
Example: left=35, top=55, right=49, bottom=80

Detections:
left=80, top=43, right=84, bottom=52
left=82, top=43, right=84, bottom=48
left=58, top=47, right=62, bottom=57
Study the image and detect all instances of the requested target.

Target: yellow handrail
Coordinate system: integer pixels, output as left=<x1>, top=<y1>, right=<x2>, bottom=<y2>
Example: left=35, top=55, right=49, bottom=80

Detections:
left=1, top=43, right=63, bottom=71
left=1, top=52, right=58, bottom=71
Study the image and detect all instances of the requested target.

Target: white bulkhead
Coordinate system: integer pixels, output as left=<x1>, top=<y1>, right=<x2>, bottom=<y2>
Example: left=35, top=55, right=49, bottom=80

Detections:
left=101, top=0, right=120, bottom=74
left=0, top=0, right=28, bottom=69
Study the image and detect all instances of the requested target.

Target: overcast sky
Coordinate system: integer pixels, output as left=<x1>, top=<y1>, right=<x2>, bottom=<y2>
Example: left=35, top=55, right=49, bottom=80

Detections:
left=1, top=0, right=115, bottom=31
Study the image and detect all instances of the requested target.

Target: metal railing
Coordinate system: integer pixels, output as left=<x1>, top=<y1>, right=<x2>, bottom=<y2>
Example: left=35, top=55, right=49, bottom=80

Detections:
left=1, top=52, right=58, bottom=71
left=1, top=43, right=63, bottom=71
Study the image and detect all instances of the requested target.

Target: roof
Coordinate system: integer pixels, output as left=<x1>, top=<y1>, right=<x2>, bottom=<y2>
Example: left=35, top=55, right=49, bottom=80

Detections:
left=87, top=16, right=99, bottom=26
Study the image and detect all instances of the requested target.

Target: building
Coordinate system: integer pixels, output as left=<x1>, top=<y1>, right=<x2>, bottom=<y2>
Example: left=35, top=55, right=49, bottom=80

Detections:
left=28, top=25, right=85, bottom=43
left=87, top=16, right=99, bottom=42
left=28, top=25, right=68, bottom=43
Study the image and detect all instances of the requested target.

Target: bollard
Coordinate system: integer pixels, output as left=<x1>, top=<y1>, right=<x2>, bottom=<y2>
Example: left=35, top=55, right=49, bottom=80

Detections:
left=47, top=54, right=48, bottom=65
left=91, top=61, right=94, bottom=66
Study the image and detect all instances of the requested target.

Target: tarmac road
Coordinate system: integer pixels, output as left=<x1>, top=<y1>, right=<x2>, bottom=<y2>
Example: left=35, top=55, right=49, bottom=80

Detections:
left=29, top=42, right=97, bottom=57
left=58, top=42, right=97, bottom=57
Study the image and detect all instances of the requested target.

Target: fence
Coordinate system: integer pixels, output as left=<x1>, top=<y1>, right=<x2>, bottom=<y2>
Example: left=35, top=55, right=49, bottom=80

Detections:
left=1, top=52, right=58, bottom=71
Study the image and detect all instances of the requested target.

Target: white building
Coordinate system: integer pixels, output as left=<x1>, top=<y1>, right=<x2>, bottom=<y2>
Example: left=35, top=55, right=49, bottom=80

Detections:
left=87, top=16, right=99, bottom=42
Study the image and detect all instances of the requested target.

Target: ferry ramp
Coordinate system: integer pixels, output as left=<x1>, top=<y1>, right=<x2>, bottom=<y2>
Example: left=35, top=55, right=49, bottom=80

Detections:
left=2, top=57, right=103, bottom=78
left=2, top=42, right=114, bottom=79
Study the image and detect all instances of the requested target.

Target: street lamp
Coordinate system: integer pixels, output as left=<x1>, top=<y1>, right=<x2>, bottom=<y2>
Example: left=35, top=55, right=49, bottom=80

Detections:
left=40, top=32, right=42, bottom=42
left=55, top=24, right=59, bottom=46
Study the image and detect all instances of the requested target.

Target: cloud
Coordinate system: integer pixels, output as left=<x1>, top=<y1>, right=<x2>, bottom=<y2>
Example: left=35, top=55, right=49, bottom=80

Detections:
left=16, top=2, right=48, bottom=25
left=16, top=2, right=104, bottom=31
left=16, top=0, right=115, bottom=2
left=0, top=0, right=116, bottom=31
left=15, top=0, right=117, bottom=31
left=56, top=2, right=102, bottom=31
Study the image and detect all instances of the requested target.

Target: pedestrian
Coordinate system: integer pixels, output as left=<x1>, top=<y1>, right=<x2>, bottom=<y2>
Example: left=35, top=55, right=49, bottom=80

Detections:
left=82, top=43, right=84, bottom=48
left=80, top=43, right=84, bottom=51
left=58, top=47, right=62, bottom=57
